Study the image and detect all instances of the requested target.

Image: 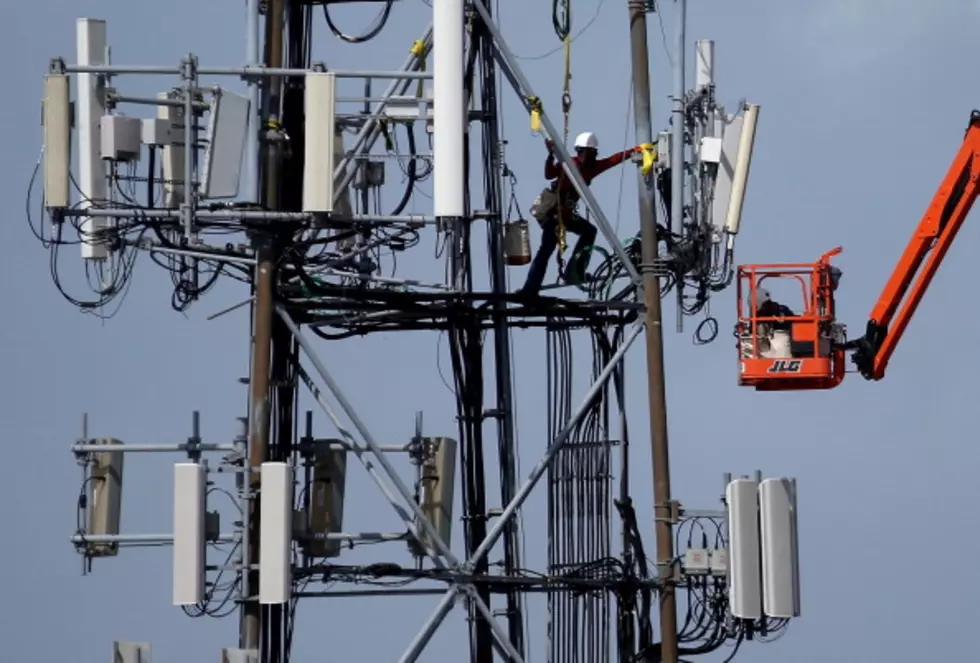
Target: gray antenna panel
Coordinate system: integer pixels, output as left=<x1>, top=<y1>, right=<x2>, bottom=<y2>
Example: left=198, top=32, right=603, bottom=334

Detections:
left=200, top=88, right=250, bottom=199
left=759, top=478, right=801, bottom=618
left=726, top=478, right=762, bottom=619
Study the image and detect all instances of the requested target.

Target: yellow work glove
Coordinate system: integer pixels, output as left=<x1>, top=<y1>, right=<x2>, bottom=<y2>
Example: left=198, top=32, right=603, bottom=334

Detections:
left=637, top=143, right=658, bottom=176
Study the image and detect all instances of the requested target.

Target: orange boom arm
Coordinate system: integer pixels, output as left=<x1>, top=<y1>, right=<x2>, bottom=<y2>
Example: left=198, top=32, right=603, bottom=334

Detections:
left=849, top=110, right=980, bottom=380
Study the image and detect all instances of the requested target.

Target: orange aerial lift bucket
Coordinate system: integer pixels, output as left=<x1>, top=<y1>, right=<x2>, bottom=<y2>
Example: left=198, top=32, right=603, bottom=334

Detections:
left=735, top=112, right=980, bottom=391
left=735, top=248, right=847, bottom=391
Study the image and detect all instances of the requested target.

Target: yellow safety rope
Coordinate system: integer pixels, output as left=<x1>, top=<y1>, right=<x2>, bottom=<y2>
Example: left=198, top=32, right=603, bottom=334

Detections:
left=529, top=96, right=543, bottom=133
left=556, top=34, right=572, bottom=267
left=527, top=26, right=574, bottom=280
left=410, top=39, right=426, bottom=99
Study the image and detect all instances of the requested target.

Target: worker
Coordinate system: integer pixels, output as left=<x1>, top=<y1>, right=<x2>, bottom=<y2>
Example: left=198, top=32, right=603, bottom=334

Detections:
left=518, top=132, right=639, bottom=296
left=746, top=288, right=795, bottom=359
left=755, top=288, right=795, bottom=325
left=829, top=266, right=842, bottom=290
left=817, top=266, right=843, bottom=318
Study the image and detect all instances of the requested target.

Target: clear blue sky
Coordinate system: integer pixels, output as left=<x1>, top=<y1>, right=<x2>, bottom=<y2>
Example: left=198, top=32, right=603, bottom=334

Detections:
left=5, top=0, right=980, bottom=661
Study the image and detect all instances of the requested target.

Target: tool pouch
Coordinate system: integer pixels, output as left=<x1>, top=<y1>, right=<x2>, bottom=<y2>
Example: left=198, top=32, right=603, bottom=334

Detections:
left=529, top=187, right=558, bottom=222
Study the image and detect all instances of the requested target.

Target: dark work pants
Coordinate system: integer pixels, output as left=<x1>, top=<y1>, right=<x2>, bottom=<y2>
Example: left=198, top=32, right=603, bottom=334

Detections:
left=521, top=210, right=598, bottom=295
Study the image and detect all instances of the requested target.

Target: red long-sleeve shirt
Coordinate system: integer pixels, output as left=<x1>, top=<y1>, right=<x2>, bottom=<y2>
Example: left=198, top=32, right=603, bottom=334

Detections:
left=544, top=147, right=634, bottom=213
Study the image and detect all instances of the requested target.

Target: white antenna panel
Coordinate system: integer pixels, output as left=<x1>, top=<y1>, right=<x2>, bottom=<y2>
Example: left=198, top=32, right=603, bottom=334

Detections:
left=76, top=18, right=109, bottom=260
left=157, top=91, right=185, bottom=208
left=726, top=477, right=762, bottom=619
left=710, top=112, right=743, bottom=232
left=87, top=437, right=124, bottom=558
left=200, top=88, right=250, bottom=200
left=412, top=437, right=457, bottom=558
left=42, top=74, right=71, bottom=209
left=302, top=72, right=337, bottom=213
left=432, top=0, right=466, bottom=217
left=723, top=103, right=759, bottom=236
left=759, top=477, right=801, bottom=618
left=259, top=462, right=293, bottom=604
left=304, top=442, right=347, bottom=558
left=695, top=39, right=714, bottom=89
left=172, top=462, right=206, bottom=606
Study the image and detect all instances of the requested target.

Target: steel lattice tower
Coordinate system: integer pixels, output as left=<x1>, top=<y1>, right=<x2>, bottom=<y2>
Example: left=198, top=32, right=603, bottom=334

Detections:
left=38, top=1, right=801, bottom=662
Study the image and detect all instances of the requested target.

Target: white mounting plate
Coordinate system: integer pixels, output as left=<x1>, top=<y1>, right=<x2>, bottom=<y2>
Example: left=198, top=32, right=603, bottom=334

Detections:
left=221, top=649, right=258, bottom=663
left=113, top=641, right=151, bottom=663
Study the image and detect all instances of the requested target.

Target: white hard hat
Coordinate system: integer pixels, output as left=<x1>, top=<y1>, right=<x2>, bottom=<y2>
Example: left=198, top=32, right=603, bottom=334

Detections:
left=756, top=288, right=771, bottom=309
left=574, top=131, right=598, bottom=150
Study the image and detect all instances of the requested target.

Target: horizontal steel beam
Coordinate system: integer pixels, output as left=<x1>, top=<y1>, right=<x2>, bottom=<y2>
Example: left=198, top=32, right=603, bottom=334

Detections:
left=297, top=532, right=405, bottom=543
left=72, top=443, right=235, bottom=454
left=63, top=64, right=432, bottom=79
left=61, top=208, right=436, bottom=225
left=74, top=531, right=404, bottom=545
left=681, top=509, right=726, bottom=519
left=296, top=588, right=447, bottom=598
left=73, top=533, right=237, bottom=545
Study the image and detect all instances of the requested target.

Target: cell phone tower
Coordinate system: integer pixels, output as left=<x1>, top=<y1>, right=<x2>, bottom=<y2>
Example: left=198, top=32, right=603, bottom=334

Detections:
left=36, top=0, right=801, bottom=662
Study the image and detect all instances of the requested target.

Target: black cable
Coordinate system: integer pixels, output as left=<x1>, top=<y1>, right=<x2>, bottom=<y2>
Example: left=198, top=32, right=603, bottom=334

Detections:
left=720, top=633, right=745, bottom=663
left=553, top=0, right=571, bottom=40
left=545, top=317, right=623, bottom=662
left=389, top=122, right=419, bottom=215
left=694, top=316, right=719, bottom=344
left=322, top=1, right=393, bottom=43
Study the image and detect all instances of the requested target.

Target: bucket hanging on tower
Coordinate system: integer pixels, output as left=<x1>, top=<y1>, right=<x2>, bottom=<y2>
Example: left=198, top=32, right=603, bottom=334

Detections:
left=503, top=219, right=532, bottom=266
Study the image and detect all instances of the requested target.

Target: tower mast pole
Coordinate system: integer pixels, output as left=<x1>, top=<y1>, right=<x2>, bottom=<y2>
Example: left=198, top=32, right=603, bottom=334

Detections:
left=626, top=1, right=679, bottom=660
